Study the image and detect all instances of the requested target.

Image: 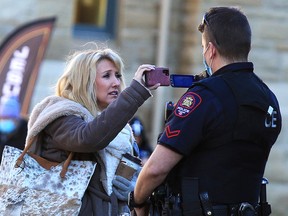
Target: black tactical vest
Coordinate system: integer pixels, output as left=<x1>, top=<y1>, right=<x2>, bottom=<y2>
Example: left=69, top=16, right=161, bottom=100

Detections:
left=167, top=68, right=282, bottom=205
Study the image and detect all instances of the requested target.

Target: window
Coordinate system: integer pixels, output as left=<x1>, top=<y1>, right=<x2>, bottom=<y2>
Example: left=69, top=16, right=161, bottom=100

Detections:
left=73, top=0, right=117, bottom=39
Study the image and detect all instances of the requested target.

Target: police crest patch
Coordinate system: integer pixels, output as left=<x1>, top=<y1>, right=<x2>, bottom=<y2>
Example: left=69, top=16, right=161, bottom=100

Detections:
left=174, top=92, right=202, bottom=117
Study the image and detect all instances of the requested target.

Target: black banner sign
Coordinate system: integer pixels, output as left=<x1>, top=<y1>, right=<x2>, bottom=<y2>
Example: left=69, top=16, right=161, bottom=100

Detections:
left=0, top=17, right=56, bottom=116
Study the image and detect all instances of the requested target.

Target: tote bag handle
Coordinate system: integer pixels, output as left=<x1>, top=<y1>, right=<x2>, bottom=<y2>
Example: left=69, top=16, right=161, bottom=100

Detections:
left=15, top=137, right=74, bottom=178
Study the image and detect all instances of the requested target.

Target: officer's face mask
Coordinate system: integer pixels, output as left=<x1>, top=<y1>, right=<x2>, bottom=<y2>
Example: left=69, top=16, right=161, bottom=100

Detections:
left=0, top=119, right=17, bottom=134
left=203, top=44, right=213, bottom=76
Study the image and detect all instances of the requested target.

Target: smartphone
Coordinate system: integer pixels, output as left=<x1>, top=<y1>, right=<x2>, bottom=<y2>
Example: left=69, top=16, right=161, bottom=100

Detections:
left=170, top=74, right=194, bottom=88
left=144, top=67, right=170, bottom=87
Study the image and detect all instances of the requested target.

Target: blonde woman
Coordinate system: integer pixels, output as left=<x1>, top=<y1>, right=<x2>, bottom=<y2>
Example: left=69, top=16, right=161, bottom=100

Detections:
left=26, top=47, right=159, bottom=215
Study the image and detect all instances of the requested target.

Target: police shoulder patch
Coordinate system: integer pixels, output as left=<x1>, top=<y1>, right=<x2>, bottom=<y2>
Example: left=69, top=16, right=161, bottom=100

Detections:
left=174, top=92, right=202, bottom=118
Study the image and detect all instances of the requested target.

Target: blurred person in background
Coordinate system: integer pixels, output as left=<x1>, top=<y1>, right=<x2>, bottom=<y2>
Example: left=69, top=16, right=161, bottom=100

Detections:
left=0, top=96, right=27, bottom=162
left=129, top=116, right=153, bottom=165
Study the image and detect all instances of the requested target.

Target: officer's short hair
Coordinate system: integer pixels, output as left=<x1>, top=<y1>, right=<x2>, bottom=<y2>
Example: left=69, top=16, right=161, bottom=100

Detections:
left=198, top=7, right=251, bottom=61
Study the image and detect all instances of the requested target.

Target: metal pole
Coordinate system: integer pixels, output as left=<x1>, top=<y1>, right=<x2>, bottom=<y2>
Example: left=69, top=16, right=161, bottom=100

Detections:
left=150, top=0, right=172, bottom=148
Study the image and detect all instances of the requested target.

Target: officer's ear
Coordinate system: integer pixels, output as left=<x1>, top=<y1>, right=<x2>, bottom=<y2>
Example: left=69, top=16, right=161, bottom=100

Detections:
left=208, top=42, right=217, bottom=58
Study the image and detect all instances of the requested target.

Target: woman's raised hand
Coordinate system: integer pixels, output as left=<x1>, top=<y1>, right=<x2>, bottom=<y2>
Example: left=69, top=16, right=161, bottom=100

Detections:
left=133, top=64, right=160, bottom=90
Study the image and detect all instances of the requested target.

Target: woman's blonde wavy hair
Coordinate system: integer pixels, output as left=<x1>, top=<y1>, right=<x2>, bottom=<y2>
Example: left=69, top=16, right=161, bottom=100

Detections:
left=56, top=48, right=125, bottom=116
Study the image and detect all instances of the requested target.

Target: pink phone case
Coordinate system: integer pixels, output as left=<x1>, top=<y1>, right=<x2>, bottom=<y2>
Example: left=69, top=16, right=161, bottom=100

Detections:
left=144, top=67, right=170, bottom=87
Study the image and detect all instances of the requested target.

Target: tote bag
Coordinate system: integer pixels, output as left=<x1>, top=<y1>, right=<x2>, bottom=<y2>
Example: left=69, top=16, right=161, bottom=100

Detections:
left=0, top=144, right=96, bottom=216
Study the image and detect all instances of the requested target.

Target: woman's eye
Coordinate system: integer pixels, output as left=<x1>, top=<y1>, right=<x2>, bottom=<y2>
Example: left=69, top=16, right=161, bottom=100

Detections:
left=102, top=72, right=121, bottom=79
left=103, top=74, right=110, bottom=78
left=116, top=73, right=122, bottom=79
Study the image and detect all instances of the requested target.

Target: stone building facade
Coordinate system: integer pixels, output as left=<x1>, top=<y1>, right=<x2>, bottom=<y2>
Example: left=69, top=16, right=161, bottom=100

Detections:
left=0, top=0, right=287, bottom=215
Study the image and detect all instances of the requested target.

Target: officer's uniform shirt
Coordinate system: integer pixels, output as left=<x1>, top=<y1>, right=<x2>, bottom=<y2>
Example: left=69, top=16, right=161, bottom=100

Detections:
left=158, top=62, right=282, bottom=204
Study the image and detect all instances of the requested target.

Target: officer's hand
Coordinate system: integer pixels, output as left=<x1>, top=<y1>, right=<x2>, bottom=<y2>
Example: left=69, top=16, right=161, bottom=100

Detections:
left=135, top=205, right=150, bottom=216
left=112, top=175, right=134, bottom=201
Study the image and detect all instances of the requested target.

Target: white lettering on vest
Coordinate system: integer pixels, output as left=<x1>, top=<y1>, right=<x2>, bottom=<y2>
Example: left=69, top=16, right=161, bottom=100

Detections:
left=265, top=110, right=277, bottom=128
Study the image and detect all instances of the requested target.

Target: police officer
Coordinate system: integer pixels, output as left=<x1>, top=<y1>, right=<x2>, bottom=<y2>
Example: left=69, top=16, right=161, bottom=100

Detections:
left=130, top=6, right=282, bottom=216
